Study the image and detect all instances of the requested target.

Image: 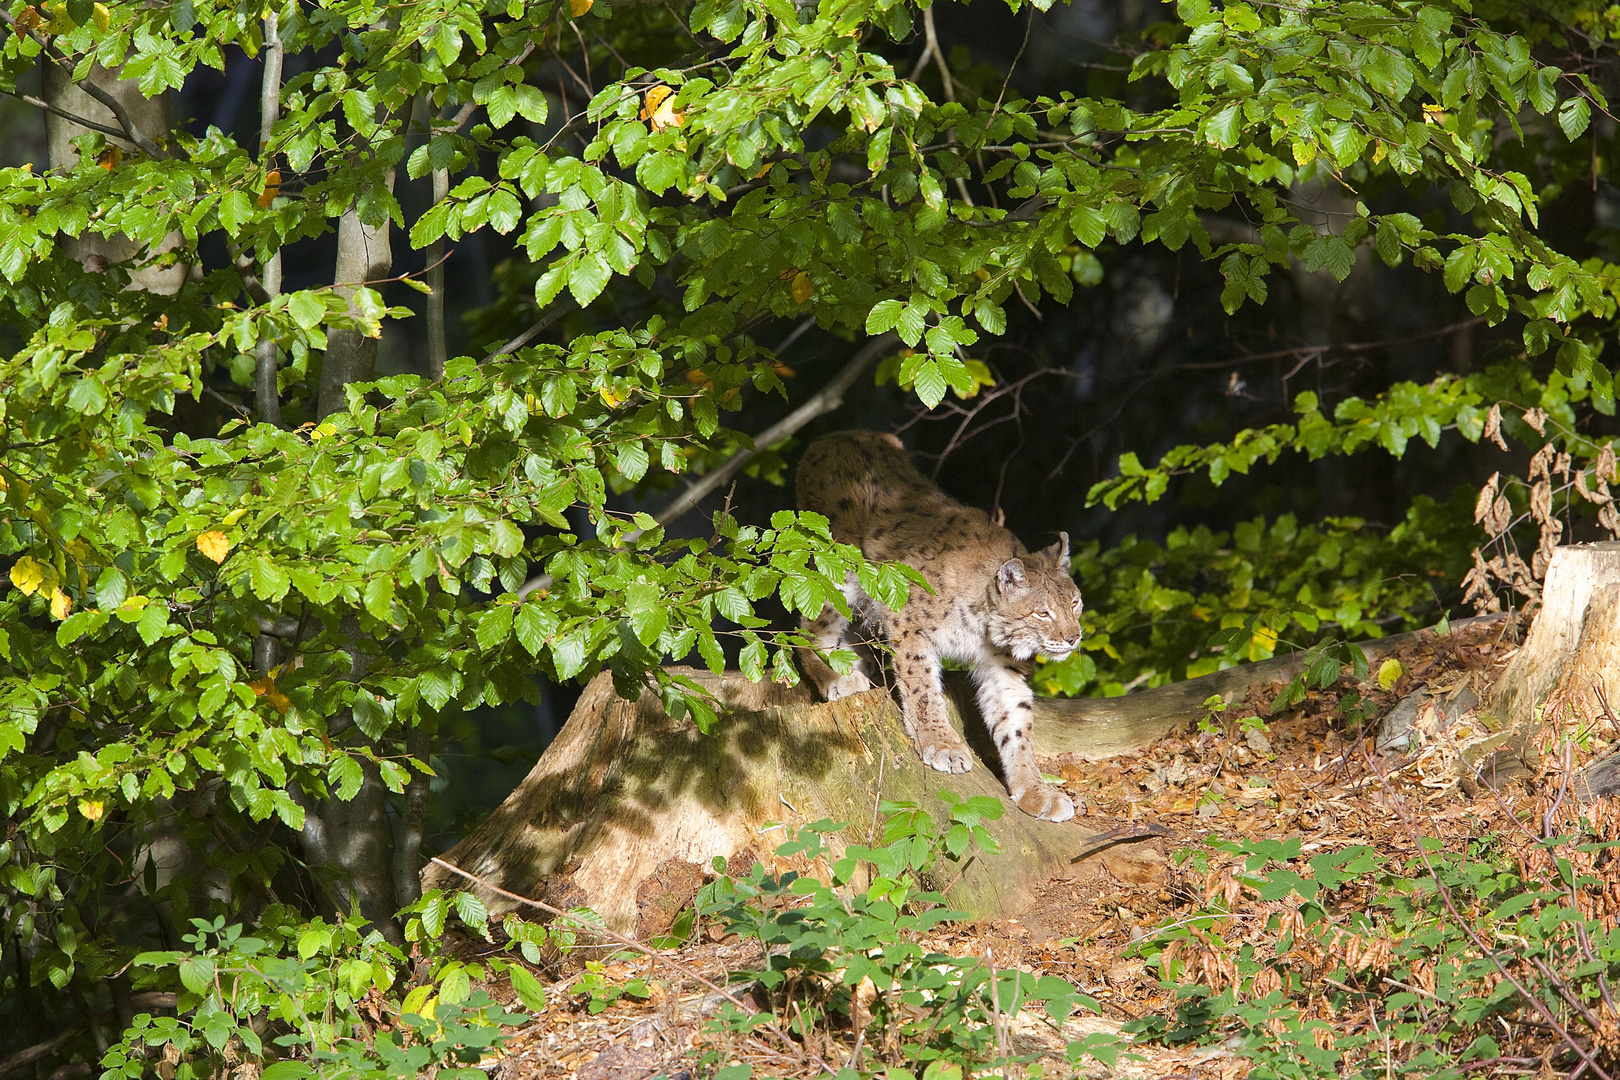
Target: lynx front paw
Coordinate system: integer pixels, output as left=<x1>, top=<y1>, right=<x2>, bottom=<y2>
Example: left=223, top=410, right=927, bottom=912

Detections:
left=822, top=672, right=875, bottom=701
left=1014, top=784, right=1075, bottom=823
left=920, top=736, right=974, bottom=774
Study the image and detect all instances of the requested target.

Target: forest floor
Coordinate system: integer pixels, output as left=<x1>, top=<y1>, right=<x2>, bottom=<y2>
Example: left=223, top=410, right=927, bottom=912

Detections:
left=475, top=617, right=1619, bottom=1080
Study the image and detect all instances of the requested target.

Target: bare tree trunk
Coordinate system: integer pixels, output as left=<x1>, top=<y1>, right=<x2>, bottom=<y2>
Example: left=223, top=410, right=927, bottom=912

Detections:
left=1491, top=542, right=1620, bottom=729
left=253, top=9, right=285, bottom=426
left=425, top=167, right=449, bottom=381
left=317, top=187, right=395, bottom=419
left=1481, top=543, right=1620, bottom=799
left=43, top=63, right=185, bottom=294
left=281, top=617, right=405, bottom=939
left=424, top=670, right=1170, bottom=933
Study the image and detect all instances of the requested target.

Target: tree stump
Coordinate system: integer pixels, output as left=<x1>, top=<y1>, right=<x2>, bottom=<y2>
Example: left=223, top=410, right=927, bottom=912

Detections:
left=421, top=616, right=1500, bottom=933
left=1478, top=543, right=1620, bottom=799
left=1491, top=542, right=1620, bottom=732
left=422, top=668, right=1181, bottom=933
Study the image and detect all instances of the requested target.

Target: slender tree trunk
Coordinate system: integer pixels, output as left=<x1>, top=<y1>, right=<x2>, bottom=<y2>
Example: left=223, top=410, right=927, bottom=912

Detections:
left=253, top=9, right=285, bottom=426
left=317, top=184, right=395, bottom=419
left=425, top=167, right=449, bottom=380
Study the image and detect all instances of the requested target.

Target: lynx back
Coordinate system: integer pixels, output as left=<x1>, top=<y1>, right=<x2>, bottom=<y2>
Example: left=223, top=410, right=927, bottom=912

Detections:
left=796, top=430, right=1081, bottom=822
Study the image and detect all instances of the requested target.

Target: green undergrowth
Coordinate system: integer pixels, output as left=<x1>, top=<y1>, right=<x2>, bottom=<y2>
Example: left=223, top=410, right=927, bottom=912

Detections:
left=1123, top=828, right=1620, bottom=1079
left=91, top=797, right=1620, bottom=1080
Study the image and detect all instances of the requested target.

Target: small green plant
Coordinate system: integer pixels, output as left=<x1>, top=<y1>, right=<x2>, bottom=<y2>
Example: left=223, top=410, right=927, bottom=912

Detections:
left=693, top=795, right=1114, bottom=1077
left=574, top=958, right=653, bottom=1014
left=96, top=893, right=545, bottom=1080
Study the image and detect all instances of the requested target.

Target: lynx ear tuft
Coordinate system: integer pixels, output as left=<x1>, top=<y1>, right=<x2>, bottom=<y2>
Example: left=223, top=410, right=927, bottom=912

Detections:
left=1043, top=531, right=1070, bottom=569
left=997, top=558, right=1028, bottom=596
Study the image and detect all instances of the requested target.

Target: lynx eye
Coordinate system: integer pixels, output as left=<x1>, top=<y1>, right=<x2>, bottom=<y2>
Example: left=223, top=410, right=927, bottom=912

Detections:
left=1035, top=610, right=1052, bottom=621
left=1071, top=596, right=1081, bottom=610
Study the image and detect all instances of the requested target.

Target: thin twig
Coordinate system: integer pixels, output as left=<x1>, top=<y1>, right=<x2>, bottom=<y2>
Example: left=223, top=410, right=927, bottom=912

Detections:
left=484, top=299, right=578, bottom=359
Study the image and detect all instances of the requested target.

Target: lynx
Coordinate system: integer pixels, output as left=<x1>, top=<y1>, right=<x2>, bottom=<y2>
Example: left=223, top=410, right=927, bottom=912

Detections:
left=795, top=430, right=1081, bottom=822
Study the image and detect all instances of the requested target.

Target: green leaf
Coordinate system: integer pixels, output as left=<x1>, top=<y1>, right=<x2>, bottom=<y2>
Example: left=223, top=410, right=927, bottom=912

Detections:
left=1559, top=95, right=1592, bottom=140
left=364, top=576, right=395, bottom=622
left=866, top=299, right=904, bottom=334
left=515, top=604, right=548, bottom=656
left=476, top=604, right=515, bottom=650
left=136, top=599, right=169, bottom=646
left=1203, top=103, right=1241, bottom=149
left=912, top=359, right=947, bottom=408
left=249, top=556, right=292, bottom=602
left=625, top=581, right=668, bottom=646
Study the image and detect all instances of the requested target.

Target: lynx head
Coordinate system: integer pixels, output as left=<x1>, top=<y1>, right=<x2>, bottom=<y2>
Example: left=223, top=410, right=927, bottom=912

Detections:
left=987, top=533, right=1083, bottom=661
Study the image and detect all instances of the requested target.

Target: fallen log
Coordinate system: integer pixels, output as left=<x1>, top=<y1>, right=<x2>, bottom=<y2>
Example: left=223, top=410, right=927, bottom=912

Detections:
left=423, top=616, right=1503, bottom=932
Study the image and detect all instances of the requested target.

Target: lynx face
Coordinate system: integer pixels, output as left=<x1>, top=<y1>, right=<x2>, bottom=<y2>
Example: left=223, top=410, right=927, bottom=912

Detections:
left=987, top=536, right=1083, bottom=661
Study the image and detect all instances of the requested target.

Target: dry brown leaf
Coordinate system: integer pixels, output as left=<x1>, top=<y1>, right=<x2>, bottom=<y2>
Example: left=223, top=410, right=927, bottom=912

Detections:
left=1483, top=403, right=1509, bottom=450
left=1473, top=473, right=1498, bottom=523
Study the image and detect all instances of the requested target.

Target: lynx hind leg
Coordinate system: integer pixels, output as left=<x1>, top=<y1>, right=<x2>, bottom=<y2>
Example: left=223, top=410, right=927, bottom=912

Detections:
left=797, top=603, right=875, bottom=701
left=975, top=661, right=1074, bottom=822
left=892, top=631, right=973, bottom=774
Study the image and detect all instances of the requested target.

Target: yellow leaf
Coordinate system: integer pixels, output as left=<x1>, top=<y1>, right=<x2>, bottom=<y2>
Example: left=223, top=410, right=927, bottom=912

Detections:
left=569, top=0, right=590, bottom=16
left=640, top=85, right=683, bottom=131
left=222, top=507, right=248, bottom=527
left=258, top=169, right=281, bottom=208
left=1377, top=658, right=1404, bottom=691
left=78, top=798, right=105, bottom=822
left=197, top=531, right=231, bottom=564
left=9, top=555, right=44, bottom=596
left=92, top=2, right=109, bottom=31
left=600, top=386, right=628, bottom=407
left=791, top=271, right=813, bottom=304
left=50, top=586, right=71, bottom=620
left=249, top=677, right=292, bottom=713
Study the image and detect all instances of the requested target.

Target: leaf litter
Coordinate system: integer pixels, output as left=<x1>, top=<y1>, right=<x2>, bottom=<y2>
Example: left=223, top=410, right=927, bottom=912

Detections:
left=469, top=615, right=1620, bottom=1078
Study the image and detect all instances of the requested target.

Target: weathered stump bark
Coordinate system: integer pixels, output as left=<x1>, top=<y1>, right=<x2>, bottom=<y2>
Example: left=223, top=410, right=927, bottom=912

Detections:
left=422, top=616, right=1497, bottom=932
left=422, top=670, right=1168, bottom=933
left=1492, top=542, right=1620, bottom=732
left=1483, top=543, right=1620, bottom=799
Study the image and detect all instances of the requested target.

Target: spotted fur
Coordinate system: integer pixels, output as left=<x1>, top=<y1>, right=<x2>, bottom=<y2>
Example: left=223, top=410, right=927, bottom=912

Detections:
left=795, top=430, right=1081, bottom=822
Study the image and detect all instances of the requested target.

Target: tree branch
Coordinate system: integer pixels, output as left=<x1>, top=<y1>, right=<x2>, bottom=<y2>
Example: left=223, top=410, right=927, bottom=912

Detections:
left=7, top=90, right=131, bottom=144
left=483, top=299, right=577, bottom=359
left=517, top=332, right=899, bottom=598
left=0, top=10, right=170, bottom=160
